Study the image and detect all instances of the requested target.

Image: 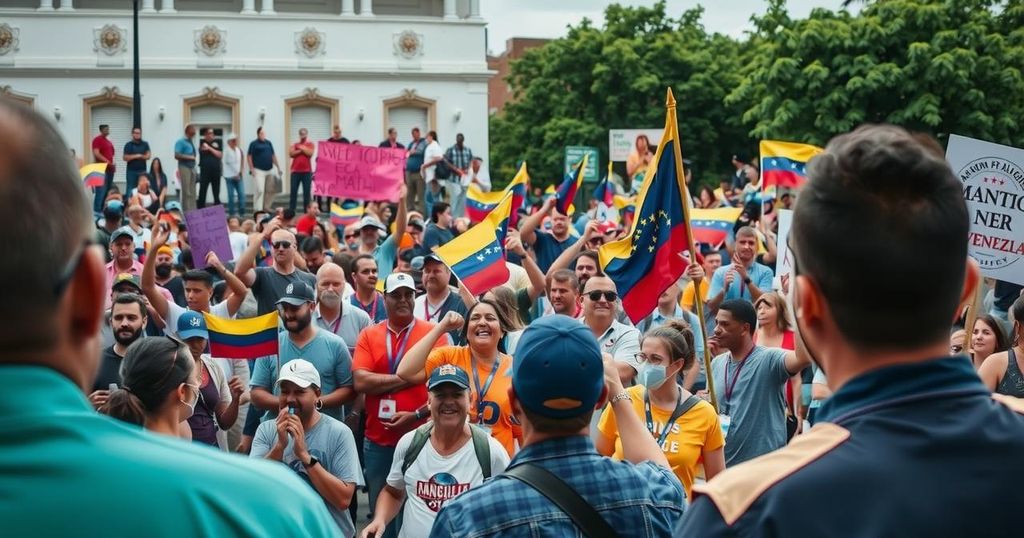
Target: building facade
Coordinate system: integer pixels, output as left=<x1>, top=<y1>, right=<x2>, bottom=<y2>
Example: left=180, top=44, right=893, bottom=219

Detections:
left=0, top=0, right=489, bottom=204
left=487, top=37, right=548, bottom=115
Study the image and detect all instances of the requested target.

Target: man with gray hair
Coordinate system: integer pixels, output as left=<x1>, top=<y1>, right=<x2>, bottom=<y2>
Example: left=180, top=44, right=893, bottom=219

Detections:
left=0, top=98, right=336, bottom=535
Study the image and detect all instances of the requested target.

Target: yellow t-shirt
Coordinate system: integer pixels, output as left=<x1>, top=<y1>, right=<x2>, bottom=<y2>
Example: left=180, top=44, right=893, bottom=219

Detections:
left=424, top=346, right=521, bottom=456
left=597, top=384, right=723, bottom=497
left=681, top=279, right=710, bottom=311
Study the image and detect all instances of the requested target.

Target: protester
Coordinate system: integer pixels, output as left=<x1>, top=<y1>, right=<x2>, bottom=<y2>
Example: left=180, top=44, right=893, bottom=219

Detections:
left=476, top=286, right=527, bottom=354
left=970, top=314, right=1008, bottom=368
left=152, top=244, right=186, bottom=306
left=682, top=250, right=722, bottom=313
left=707, top=226, right=773, bottom=311
left=398, top=302, right=522, bottom=456
left=545, top=220, right=603, bottom=286
left=174, top=124, right=198, bottom=212
left=354, top=190, right=408, bottom=282
left=430, top=315, right=685, bottom=536
left=149, top=157, right=168, bottom=203
left=290, top=128, right=315, bottom=213
left=248, top=126, right=281, bottom=212
left=581, top=276, right=641, bottom=385
left=420, top=131, right=444, bottom=215
left=105, top=226, right=144, bottom=305
left=414, top=254, right=468, bottom=341
left=89, top=293, right=148, bottom=408
left=379, top=127, right=405, bottom=150
left=315, top=262, right=372, bottom=356
left=753, top=291, right=802, bottom=432
left=223, top=132, right=246, bottom=217
left=301, top=236, right=329, bottom=274
left=422, top=202, right=454, bottom=252
left=362, top=365, right=509, bottom=538
left=519, top=197, right=576, bottom=273
left=130, top=174, right=161, bottom=215
left=352, top=272, right=446, bottom=538
left=235, top=216, right=317, bottom=315
left=349, top=254, right=388, bottom=323
left=96, top=200, right=124, bottom=257
left=635, top=282, right=706, bottom=389
left=978, top=297, right=1024, bottom=397
left=251, top=359, right=364, bottom=538
left=443, top=133, right=474, bottom=218
left=198, top=127, right=223, bottom=208
left=682, top=125, right=1024, bottom=536
left=544, top=269, right=581, bottom=318
left=597, top=319, right=724, bottom=497
left=406, top=127, right=428, bottom=214
left=176, top=311, right=244, bottom=447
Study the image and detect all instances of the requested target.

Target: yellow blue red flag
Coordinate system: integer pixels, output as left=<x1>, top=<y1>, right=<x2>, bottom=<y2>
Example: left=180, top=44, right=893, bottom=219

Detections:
left=435, top=192, right=511, bottom=295
left=330, top=202, right=363, bottom=228
left=203, top=311, right=279, bottom=359
left=554, top=154, right=587, bottom=215
left=759, top=140, right=823, bottom=191
left=80, top=162, right=106, bottom=188
left=466, top=162, right=529, bottom=227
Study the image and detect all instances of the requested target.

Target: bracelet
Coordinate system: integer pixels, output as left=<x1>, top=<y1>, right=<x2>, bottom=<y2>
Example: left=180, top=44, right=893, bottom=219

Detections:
left=609, top=391, right=631, bottom=404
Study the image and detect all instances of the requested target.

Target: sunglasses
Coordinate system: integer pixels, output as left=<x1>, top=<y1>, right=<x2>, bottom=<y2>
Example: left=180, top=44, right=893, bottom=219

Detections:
left=272, top=241, right=293, bottom=249
left=344, top=233, right=358, bottom=239
left=586, top=290, right=618, bottom=302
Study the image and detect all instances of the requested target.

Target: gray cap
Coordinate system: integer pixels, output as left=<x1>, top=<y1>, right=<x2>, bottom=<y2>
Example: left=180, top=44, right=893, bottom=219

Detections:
left=109, top=226, right=134, bottom=244
left=358, top=216, right=387, bottom=232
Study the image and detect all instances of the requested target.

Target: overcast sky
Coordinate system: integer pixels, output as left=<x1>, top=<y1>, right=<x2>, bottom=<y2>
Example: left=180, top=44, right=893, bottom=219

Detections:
left=481, top=1, right=857, bottom=54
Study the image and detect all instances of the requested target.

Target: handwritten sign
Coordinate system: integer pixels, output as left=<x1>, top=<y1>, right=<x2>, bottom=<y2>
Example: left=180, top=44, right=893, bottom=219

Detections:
left=313, top=142, right=406, bottom=202
left=184, top=205, right=233, bottom=269
left=946, top=134, right=1024, bottom=286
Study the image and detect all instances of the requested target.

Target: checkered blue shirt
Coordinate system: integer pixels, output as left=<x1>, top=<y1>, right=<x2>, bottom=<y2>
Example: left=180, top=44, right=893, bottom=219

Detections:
left=429, top=435, right=685, bottom=537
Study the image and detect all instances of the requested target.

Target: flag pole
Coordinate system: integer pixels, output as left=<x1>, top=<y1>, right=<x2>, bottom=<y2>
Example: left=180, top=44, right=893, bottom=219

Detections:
left=666, top=87, right=718, bottom=412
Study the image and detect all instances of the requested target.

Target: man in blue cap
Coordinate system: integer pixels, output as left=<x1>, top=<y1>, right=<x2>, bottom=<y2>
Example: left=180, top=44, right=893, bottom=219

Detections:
left=430, top=315, right=685, bottom=537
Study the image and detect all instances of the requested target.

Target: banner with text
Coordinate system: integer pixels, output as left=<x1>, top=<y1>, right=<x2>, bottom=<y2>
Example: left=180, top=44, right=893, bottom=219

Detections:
left=184, top=205, right=233, bottom=269
left=946, top=134, right=1024, bottom=286
left=313, top=142, right=406, bottom=202
left=609, top=129, right=663, bottom=162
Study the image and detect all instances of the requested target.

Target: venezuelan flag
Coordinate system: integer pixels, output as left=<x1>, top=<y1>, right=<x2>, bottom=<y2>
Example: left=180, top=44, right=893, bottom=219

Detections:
left=204, top=311, right=279, bottom=359
left=593, top=176, right=615, bottom=208
left=555, top=154, right=587, bottom=215
left=80, top=162, right=107, bottom=188
left=760, top=140, right=823, bottom=190
left=598, top=89, right=694, bottom=324
left=466, top=185, right=506, bottom=223
left=690, top=207, right=743, bottom=247
left=506, top=163, right=529, bottom=229
left=436, top=193, right=511, bottom=295
left=330, top=202, right=363, bottom=228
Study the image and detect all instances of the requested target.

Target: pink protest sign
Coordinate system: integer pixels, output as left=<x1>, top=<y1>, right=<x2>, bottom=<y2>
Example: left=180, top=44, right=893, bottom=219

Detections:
left=184, top=205, right=233, bottom=269
left=313, top=142, right=406, bottom=202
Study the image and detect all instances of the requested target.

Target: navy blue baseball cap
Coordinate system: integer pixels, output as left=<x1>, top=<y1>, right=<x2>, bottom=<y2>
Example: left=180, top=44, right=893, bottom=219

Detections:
left=428, top=364, right=471, bottom=391
left=177, top=310, right=209, bottom=341
left=512, top=315, right=604, bottom=418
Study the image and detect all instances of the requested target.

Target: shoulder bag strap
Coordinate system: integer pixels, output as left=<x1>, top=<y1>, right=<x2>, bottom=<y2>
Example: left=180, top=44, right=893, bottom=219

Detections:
left=503, top=463, right=617, bottom=538
left=468, top=425, right=492, bottom=479
left=401, top=423, right=434, bottom=474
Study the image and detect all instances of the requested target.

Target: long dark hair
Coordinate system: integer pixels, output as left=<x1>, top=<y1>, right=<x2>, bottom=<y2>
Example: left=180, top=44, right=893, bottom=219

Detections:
left=103, top=337, right=193, bottom=426
left=149, top=158, right=167, bottom=192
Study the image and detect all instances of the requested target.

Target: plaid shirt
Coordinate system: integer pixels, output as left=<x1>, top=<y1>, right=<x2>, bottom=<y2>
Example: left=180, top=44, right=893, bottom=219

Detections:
left=429, top=435, right=685, bottom=537
left=444, top=144, right=474, bottom=173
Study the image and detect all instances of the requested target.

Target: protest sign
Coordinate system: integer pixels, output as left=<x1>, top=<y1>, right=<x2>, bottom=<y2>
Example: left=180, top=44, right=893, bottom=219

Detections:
left=946, top=134, right=1024, bottom=286
left=313, top=142, right=406, bottom=202
left=608, top=129, right=663, bottom=162
left=773, top=209, right=793, bottom=292
left=184, top=205, right=233, bottom=269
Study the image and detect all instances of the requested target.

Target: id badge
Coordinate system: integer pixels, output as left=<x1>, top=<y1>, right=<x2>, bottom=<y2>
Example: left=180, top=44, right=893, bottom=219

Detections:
left=379, top=398, right=397, bottom=421
left=719, top=414, right=731, bottom=440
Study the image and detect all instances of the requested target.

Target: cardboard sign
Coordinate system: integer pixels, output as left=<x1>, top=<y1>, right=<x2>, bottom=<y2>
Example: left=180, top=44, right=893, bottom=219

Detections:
left=312, top=142, right=406, bottom=202
left=184, top=205, right=233, bottom=269
left=946, top=134, right=1024, bottom=286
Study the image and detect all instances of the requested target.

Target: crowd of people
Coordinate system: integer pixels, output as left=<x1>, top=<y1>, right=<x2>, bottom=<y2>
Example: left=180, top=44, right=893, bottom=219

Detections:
left=5, top=95, right=1024, bottom=537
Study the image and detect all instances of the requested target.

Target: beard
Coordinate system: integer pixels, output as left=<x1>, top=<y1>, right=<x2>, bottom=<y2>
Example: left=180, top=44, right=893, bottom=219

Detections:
left=155, top=264, right=173, bottom=279
left=113, top=325, right=144, bottom=346
left=285, top=311, right=313, bottom=333
left=318, top=290, right=342, bottom=309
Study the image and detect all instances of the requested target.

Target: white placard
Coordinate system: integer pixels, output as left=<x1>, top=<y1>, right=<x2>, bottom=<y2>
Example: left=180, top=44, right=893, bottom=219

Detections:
left=946, top=134, right=1024, bottom=286
left=608, top=129, right=663, bottom=162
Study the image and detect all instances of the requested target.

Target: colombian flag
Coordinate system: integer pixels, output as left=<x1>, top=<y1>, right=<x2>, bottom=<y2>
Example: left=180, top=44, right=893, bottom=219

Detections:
left=330, top=202, right=363, bottom=228
left=690, top=207, right=743, bottom=247
left=760, top=140, right=823, bottom=191
left=555, top=154, right=587, bottom=215
left=203, top=311, right=279, bottom=359
left=436, top=192, right=511, bottom=295
left=598, top=89, right=694, bottom=323
left=80, top=163, right=107, bottom=188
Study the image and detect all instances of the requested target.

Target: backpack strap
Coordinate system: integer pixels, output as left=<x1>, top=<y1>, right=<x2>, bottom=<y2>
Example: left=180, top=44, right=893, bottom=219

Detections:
left=401, top=423, right=434, bottom=475
left=503, top=463, right=616, bottom=538
left=468, top=425, right=492, bottom=479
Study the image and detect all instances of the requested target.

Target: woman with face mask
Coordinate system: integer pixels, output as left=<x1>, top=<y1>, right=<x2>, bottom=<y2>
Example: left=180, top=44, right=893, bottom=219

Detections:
left=596, top=319, right=725, bottom=497
left=102, top=336, right=199, bottom=440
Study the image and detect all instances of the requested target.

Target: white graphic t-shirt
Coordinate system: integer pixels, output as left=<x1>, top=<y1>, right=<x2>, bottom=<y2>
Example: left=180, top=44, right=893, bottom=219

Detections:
left=387, top=427, right=509, bottom=537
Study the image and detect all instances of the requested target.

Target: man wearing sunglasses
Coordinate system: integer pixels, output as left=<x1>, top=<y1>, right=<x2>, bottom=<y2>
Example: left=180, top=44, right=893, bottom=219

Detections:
left=580, top=276, right=641, bottom=387
left=0, top=99, right=336, bottom=535
left=235, top=217, right=316, bottom=316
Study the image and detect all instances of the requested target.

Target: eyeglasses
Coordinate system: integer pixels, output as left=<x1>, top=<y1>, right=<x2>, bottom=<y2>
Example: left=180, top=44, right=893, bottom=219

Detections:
left=53, top=239, right=95, bottom=297
left=586, top=290, right=618, bottom=302
left=272, top=241, right=293, bottom=250
left=635, top=353, right=669, bottom=364
left=344, top=233, right=358, bottom=239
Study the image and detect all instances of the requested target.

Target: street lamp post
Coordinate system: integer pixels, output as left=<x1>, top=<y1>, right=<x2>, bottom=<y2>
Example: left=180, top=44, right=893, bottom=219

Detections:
left=132, top=0, right=141, bottom=129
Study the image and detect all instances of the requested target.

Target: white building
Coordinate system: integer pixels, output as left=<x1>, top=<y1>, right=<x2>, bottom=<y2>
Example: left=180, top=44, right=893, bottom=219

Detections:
left=0, top=0, right=489, bottom=206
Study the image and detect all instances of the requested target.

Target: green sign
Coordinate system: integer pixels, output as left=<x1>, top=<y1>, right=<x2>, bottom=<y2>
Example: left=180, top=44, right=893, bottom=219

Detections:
left=564, top=146, right=600, bottom=183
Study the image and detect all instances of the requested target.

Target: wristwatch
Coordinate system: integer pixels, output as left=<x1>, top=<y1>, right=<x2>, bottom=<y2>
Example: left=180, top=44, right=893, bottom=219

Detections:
left=609, top=391, right=631, bottom=404
left=743, top=277, right=752, bottom=285
left=302, top=456, right=319, bottom=469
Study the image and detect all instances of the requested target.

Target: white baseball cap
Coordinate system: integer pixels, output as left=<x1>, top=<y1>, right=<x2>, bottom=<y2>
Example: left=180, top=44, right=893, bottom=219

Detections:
left=275, top=359, right=321, bottom=389
left=384, top=272, right=416, bottom=294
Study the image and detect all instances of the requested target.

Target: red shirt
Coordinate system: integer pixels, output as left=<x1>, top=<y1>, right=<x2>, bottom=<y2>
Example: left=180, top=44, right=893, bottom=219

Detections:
left=352, top=320, right=445, bottom=447
left=296, top=214, right=317, bottom=236
left=92, top=134, right=115, bottom=173
left=291, top=141, right=313, bottom=173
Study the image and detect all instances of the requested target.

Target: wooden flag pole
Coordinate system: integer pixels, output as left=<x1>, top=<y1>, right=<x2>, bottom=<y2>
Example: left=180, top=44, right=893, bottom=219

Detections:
left=666, top=87, right=719, bottom=412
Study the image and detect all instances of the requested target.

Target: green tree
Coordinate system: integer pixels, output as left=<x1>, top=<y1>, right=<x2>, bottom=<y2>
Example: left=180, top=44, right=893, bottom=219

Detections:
left=488, top=2, right=750, bottom=188
left=730, top=0, right=1024, bottom=147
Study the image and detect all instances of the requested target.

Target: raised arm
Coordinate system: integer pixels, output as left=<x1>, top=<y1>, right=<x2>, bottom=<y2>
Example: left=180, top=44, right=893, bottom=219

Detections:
left=518, top=196, right=555, bottom=246
left=205, top=250, right=249, bottom=316
left=603, top=354, right=670, bottom=468
left=505, top=231, right=546, bottom=300
left=546, top=220, right=598, bottom=279
left=142, top=221, right=172, bottom=320
left=235, top=217, right=281, bottom=287
left=395, top=312, right=463, bottom=384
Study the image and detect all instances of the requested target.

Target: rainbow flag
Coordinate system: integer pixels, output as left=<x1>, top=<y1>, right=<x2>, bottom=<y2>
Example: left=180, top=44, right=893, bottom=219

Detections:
left=760, top=140, right=823, bottom=190
left=203, top=311, right=279, bottom=359
left=555, top=154, right=587, bottom=215
left=330, top=202, right=363, bottom=228
left=436, top=192, right=511, bottom=295
left=598, top=89, right=692, bottom=324
left=80, top=162, right=107, bottom=188
left=690, top=207, right=743, bottom=247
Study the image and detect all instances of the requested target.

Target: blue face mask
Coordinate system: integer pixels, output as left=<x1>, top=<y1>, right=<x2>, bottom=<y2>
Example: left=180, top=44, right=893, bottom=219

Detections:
left=638, top=363, right=669, bottom=390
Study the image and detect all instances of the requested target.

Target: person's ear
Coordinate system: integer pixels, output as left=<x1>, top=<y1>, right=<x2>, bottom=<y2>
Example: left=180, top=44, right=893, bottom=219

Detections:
left=67, top=245, right=106, bottom=348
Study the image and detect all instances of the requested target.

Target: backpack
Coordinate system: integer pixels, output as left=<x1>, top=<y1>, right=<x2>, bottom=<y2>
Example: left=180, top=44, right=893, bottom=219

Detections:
left=434, top=158, right=453, bottom=180
left=401, top=422, right=492, bottom=478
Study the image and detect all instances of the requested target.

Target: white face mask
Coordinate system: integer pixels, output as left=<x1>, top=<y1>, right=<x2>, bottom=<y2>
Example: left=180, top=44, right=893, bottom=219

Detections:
left=180, top=383, right=199, bottom=421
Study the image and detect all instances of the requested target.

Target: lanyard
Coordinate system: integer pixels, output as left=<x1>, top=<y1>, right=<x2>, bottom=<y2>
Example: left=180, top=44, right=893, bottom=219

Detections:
left=644, top=386, right=686, bottom=447
left=385, top=321, right=415, bottom=374
left=471, top=355, right=500, bottom=424
left=422, top=298, right=444, bottom=322
left=328, top=314, right=342, bottom=335
left=723, top=347, right=756, bottom=414
left=356, top=293, right=380, bottom=320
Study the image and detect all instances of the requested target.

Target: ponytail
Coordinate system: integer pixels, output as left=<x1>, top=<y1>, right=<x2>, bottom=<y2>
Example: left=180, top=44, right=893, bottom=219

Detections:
left=102, top=388, right=146, bottom=426
left=101, top=337, right=193, bottom=426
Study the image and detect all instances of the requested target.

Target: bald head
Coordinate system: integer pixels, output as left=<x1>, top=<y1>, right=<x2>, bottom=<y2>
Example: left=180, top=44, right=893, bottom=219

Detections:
left=315, top=262, right=347, bottom=310
left=270, top=229, right=297, bottom=269
left=582, top=275, right=617, bottom=295
left=317, top=261, right=346, bottom=282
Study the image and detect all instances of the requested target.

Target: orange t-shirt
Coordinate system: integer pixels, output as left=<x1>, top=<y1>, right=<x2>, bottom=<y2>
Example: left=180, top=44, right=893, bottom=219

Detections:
left=353, top=320, right=445, bottom=447
left=424, top=346, right=521, bottom=456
